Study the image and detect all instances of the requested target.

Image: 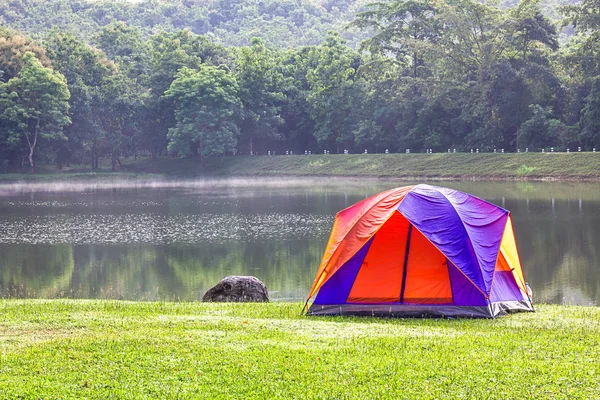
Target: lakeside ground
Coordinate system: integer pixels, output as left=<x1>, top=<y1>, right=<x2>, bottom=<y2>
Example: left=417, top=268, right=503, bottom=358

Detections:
left=0, top=300, right=598, bottom=398
left=2, top=152, right=600, bottom=182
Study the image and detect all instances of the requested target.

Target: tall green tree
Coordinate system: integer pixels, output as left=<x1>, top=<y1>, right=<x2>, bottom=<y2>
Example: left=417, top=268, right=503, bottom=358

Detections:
left=438, top=0, right=508, bottom=116
left=580, top=76, right=600, bottom=148
left=96, top=72, right=148, bottom=171
left=305, top=33, right=363, bottom=152
left=351, top=0, right=441, bottom=79
left=1, top=52, right=70, bottom=172
left=277, top=47, right=318, bottom=152
left=46, top=30, right=115, bottom=168
left=96, top=22, right=149, bottom=83
left=145, top=30, right=232, bottom=157
left=236, top=37, right=285, bottom=154
left=164, top=66, right=241, bottom=164
left=562, top=0, right=600, bottom=148
left=509, top=0, right=558, bottom=62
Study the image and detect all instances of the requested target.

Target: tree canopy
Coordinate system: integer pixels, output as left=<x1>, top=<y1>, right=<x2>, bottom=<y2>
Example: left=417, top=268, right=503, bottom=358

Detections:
left=0, top=0, right=598, bottom=172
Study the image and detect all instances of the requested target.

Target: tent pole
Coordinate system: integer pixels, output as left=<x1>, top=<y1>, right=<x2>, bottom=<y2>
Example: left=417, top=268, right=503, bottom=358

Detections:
left=399, top=224, right=413, bottom=304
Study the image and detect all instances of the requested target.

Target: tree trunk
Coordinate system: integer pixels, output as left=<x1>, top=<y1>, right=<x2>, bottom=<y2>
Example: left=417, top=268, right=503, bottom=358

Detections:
left=111, top=151, right=117, bottom=172
left=413, top=51, right=418, bottom=80
left=28, top=149, right=34, bottom=173
left=249, top=135, right=253, bottom=155
left=487, top=85, right=493, bottom=121
left=25, top=118, right=40, bottom=174
left=92, top=147, right=99, bottom=170
left=199, top=138, right=205, bottom=168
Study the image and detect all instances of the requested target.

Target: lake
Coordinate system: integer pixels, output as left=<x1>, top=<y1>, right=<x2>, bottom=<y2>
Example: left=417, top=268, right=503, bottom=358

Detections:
left=0, top=178, right=598, bottom=305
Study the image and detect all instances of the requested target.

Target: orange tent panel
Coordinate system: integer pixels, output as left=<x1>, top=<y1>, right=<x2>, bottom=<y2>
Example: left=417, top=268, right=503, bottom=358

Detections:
left=347, top=211, right=410, bottom=303
left=403, top=227, right=452, bottom=304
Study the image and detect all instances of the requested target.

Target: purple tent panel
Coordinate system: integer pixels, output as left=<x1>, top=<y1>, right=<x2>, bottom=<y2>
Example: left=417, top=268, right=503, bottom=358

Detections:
left=313, top=237, right=373, bottom=305
left=490, top=271, right=524, bottom=302
left=398, top=184, right=508, bottom=296
left=448, top=261, right=488, bottom=306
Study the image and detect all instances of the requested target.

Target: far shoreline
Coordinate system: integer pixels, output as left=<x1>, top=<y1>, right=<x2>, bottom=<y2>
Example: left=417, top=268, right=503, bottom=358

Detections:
left=1, top=153, right=599, bottom=183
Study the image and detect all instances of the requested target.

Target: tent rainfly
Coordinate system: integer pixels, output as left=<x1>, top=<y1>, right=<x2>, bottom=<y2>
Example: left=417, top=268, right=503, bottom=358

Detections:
left=305, top=184, right=534, bottom=318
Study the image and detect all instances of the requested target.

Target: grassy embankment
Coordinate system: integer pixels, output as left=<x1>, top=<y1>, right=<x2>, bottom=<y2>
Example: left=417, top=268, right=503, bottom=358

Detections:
left=2, top=152, right=600, bottom=181
left=0, top=300, right=598, bottom=398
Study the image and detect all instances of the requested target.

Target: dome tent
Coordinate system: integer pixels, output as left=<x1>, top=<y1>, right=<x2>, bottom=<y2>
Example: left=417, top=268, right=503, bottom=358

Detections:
left=305, top=184, right=534, bottom=318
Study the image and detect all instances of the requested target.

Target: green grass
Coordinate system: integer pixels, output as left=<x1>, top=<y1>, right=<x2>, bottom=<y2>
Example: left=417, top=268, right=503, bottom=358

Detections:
left=516, top=164, right=538, bottom=175
left=0, top=300, right=598, bottom=399
left=3, top=153, right=600, bottom=182
left=198, top=153, right=600, bottom=180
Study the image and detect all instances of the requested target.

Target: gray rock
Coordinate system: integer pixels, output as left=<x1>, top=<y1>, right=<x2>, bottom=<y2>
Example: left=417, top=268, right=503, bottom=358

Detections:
left=202, top=276, right=269, bottom=302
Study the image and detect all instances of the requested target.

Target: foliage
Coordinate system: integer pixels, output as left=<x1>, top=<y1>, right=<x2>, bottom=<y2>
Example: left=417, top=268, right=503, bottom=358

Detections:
left=0, top=0, right=599, bottom=172
left=0, top=0, right=367, bottom=48
left=0, top=27, right=51, bottom=81
left=45, top=30, right=116, bottom=168
left=305, top=33, right=363, bottom=152
left=0, top=52, right=70, bottom=172
left=516, top=164, right=538, bottom=174
left=164, top=66, right=241, bottom=161
left=236, top=37, right=285, bottom=154
left=352, top=0, right=441, bottom=79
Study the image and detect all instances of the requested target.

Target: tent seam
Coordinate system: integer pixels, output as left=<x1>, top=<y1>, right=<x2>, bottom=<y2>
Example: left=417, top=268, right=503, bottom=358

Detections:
left=343, top=237, right=375, bottom=304
left=404, top=220, right=490, bottom=300
left=488, top=215, right=510, bottom=299
left=434, top=186, right=506, bottom=295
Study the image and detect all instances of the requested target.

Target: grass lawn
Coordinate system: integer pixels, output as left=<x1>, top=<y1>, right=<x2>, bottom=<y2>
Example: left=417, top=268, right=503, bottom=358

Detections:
left=0, top=301, right=598, bottom=399
left=2, top=152, right=600, bottom=182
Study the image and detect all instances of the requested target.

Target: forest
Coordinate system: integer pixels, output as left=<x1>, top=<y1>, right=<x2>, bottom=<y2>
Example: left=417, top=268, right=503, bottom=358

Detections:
left=0, top=0, right=599, bottom=171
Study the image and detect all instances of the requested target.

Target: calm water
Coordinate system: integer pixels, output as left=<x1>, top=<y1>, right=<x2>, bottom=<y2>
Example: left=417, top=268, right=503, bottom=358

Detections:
left=0, top=178, right=599, bottom=305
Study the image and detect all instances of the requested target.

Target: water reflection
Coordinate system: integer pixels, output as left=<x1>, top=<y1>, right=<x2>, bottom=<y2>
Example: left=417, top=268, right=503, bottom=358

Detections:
left=0, top=179, right=598, bottom=305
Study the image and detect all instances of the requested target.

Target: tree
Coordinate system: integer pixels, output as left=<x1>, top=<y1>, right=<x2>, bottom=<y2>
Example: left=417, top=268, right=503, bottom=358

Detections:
left=164, top=66, right=241, bottom=165
left=95, top=71, right=148, bottom=171
left=438, top=0, right=509, bottom=122
left=96, top=22, right=149, bottom=83
left=351, top=0, right=441, bottom=79
left=561, top=0, right=600, bottom=147
left=46, top=30, right=116, bottom=168
left=236, top=37, right=285, bottom=154
left=562, top=0, right=600, bottom=34
left=580, top=76, right=600, bottom=148
left=277, top=47, right=318, bottom=153
left=509, top=0, right=558, bottom=62
left=0, top=28, right=51, bottom=81
left=1, top=52, right=70, bottom=172
left=305, top=33, right=363, bottom=152
left=146, top=30, right=233, bottom=157
left=517, top=104, right=555, bottom=150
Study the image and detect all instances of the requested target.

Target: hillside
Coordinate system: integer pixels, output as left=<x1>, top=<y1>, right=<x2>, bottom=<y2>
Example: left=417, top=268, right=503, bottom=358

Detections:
left=1, top=0, right=597, bottom=175
left=0, top=0, right=576, bottom=47
left=0, top=0, right=373, bottom=47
